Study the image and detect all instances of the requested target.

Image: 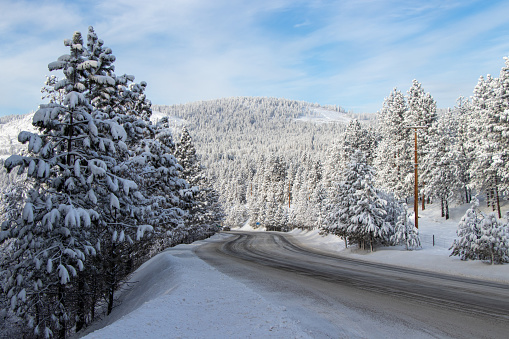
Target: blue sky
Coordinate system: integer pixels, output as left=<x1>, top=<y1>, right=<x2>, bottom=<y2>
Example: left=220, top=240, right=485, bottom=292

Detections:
left=1, top=0, right=509, bottom=116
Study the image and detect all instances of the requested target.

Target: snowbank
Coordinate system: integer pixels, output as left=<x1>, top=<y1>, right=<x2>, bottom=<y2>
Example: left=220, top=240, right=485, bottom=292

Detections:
left=80, top=234, right=309, bottom=339
left=286, top=202, right=509, bottom=284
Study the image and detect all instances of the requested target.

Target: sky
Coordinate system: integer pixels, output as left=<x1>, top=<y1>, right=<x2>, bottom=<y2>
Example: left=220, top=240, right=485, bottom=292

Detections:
left=1, top=0, right=509, bottom=116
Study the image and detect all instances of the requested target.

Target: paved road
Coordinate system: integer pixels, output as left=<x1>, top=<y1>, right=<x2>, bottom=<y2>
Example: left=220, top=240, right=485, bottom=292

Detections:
left=196, top=231, right=509, bottom=338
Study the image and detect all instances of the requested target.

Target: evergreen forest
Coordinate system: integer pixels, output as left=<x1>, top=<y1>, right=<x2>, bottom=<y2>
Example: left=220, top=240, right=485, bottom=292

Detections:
left=1, top=27, right=509, bottom=338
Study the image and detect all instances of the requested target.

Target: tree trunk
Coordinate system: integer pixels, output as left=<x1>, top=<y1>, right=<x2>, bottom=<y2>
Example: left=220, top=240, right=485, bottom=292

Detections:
left=491, top=187, right=497, bottom=212
left=58, top=284, right=66, bottom=339
left=91, top=297, right=96, bottom=322
left=36, top=303, right=40, bottom=335
left=90, top=271, right=97, bottom=322
left=107, top=242, right=117, bottom=316
left=107, top=285, right=114, bottom=315
left=494, top=176, right=501, bottom=219
left=76, top=273, right=85, bottom=333
left=445, top=199, right=449, bottom=220
left=67, top=112, right=73, bottom=166
left=422, top=193, right=425, bottom=210
left=441, top=197, right=444, bottom=218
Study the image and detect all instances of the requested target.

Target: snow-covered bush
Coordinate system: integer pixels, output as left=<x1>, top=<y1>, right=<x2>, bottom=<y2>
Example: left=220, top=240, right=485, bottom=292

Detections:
left=477, top=213, right=509, bottom=264
left=450, top=198, right=509, bottom=264
left=450, top=199, right=486, bottom=261
left=391, top=204, right=421, bottom=250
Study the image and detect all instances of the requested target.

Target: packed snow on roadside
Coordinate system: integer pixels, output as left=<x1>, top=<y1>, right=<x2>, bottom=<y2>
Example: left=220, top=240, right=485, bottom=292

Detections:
left=80, top=201, right=509, bottom=338
left=284, top=201, right=509, bottom=284
left=79, top=233, right=310, bottom=339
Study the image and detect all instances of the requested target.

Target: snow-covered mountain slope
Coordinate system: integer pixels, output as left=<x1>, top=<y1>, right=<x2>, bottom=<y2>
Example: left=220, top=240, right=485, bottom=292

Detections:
left=151, top=96, right=370, bottom=177
left=149, top=110, right=187, bottom=127
left=0, top=97, right=366, bottom=160
left=153, top=97, right=361, bottom=127
left=295, top=107, right=355, bottom=124
left=0, top=112, right=37, bottom=159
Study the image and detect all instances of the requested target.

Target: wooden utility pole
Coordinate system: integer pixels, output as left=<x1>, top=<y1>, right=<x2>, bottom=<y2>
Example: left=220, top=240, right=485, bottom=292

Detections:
left=407, top=126, right=426, bottom=229
left=414, top=128, right=418, bottom=228
left=494, top=174, right=502, bottom=219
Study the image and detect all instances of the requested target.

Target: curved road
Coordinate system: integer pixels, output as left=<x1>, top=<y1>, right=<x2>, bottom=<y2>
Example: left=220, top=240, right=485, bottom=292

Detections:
left=196, top=231, right=509, bottom=338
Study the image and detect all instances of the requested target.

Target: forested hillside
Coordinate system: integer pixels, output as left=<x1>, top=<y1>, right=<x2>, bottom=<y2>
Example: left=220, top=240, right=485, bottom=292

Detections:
left=152, top=97, right=374, bottom=228
left=0, top=113, right=37, bottom=158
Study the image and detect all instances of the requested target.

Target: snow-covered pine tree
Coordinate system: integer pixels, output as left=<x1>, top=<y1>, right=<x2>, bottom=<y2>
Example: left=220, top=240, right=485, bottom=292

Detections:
left=421, top=110, right=462, bottom=219
left=477, top=213, right=509, bottom=264
left=0, top=30, right=119, bottom=337
left=492, top=56, right=509, bottom=198
left=451, top=197, right=509, bottom=264
left=468, top=74, right=503, bottom=217
left=339, top=119, right=376, bottom=167
left=310, top=180, right=328, bottom=229
left=450, top=198, right=484, bottom=261
left=374, top=88, right=413, bottom=200
left=175, top=126, right=223, bottom=240
left=121, top=115, right=188, bottom=257
left=323, top=151, right=392, bottom=251
left=391, top=203, right=421, bottom=250
left=344, top=151, right=392, bottom=251
left=249, top=154, right=289, bottom=230
left=218, top=160, right=250, bottom=228
left=290, top=154, right=316, bottom=229
left=0, top=27, right=168, bottom=336
left=406, top=80, right=438, bottom=135
left=406, top=80, right=437, bottom=209
left=321, top=178, right=349, bottom=247
left=323, top=140, right=343, bottom=188
left=295, top=158, right=323, bottom=230
left=264, top=190, right=279, bottom=231
left=247, top=155, right=266, bottom=229
left=453, top=97, right=474, bottom=204
left=40, top=75, right=65, bottom=105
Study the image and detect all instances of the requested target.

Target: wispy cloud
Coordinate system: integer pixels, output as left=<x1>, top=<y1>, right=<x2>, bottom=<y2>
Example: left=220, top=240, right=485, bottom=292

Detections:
left=0, top=0, right=508, bottom=116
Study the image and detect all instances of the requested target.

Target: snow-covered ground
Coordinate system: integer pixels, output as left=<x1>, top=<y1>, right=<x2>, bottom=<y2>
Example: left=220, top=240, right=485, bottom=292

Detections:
left=295, top=107, right=353, bottom=124
left=150, top=109, right=188, bottom=127
left=80, top=201, right=509, bottom=338
left=80, top=234, right=310, bottom=339
left=287, top=207, right=509, bottom=284
left=0, top=112, right=37, bottom=159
